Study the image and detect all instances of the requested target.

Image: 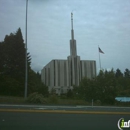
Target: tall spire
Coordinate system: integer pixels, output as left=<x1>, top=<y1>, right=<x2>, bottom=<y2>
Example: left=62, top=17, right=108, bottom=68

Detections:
left=71, top=12, right=73, bottom=30
left=70, top=12, right=77, bottom=56
left=71, top=12, right=74, bottom=40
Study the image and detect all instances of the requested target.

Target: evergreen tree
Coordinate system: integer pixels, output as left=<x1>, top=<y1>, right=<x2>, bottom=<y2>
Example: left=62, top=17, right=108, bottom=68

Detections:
left=124, top=69, right=130, bottom=78
left=0, top=28, right=31, bottom=96
left=0, top=42, right=4, bottom=74
left=0, top=28, right=48, bottom=97
left=28, top=70, right=49, bottom=97
left=74, top=69, right=117, bottom=104
left=115, top=68, right=123, bottom=77
left=97, top=69, right=116, bottom=104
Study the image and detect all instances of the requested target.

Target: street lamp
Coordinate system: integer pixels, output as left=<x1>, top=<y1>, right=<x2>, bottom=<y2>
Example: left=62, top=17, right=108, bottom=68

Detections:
left=24, top=0, right=28, bottom=98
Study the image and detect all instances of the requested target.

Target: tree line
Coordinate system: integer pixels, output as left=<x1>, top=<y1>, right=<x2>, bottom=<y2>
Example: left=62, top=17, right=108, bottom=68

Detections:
left=0, top=28, right=130, bottom=105
left=0, top=28, right=48, bottom=97
left=71, top=68, right=130, bottom=104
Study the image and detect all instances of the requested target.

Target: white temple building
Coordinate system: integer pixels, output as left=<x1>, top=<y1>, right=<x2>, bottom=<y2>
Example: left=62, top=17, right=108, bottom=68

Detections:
left=41, top=13, right=96, bottom=95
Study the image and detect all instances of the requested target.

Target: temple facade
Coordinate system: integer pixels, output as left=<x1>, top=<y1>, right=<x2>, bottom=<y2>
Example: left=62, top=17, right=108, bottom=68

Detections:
left=41, top=13, right=96, bottom=95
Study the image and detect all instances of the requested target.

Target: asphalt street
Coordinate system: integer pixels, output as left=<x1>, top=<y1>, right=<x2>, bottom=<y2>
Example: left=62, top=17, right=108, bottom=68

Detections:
left=0, top=104, right=130, bottom=130
left=0, top=112, right=130, bottom=130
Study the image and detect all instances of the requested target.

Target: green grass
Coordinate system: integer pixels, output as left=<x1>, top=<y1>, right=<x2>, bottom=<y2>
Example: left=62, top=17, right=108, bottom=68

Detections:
left=0, top=96, right=26, bottom=104
left=58, top=99, right=90, bottom=105
left=0, top=95, right=90, bottom=105
left=0, top=95, right=130, bottom=107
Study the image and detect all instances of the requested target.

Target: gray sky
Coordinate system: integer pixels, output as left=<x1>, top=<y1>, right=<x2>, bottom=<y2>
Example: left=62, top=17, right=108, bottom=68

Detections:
left=0, top=0, right=130, bottom=73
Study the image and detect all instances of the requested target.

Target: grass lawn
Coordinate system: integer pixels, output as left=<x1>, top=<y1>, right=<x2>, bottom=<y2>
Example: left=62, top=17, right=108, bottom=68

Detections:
left=0, top=96, right=26, bottom=104
left=0, top=95, right=130, bottom=106
left=0, top=95, right=91, bottom=105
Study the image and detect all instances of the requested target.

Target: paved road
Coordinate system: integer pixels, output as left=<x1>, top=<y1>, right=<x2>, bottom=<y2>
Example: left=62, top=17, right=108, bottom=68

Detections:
left=0, top=104, right=130, bottom=130
left=0, top=111, right=130, bottom=130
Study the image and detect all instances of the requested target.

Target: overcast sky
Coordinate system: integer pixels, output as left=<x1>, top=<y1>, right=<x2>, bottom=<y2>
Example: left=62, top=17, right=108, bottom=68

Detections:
left=0, top=0, right=130, bottom=73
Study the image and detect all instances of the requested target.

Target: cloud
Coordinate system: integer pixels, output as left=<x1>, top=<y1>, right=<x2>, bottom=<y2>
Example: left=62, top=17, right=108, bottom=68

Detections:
left=0, top=0, right=130, bottom=73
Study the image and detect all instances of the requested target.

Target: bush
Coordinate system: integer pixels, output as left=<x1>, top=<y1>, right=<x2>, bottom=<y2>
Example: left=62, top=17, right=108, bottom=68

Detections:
left=67, top=89, right=73, bottom=98
left=49, top=95, right=58, bottom=104
left=60, top=95, right=67, bottom=99
left=27, top=92, right=47, bottom=104
left=95, top=100, right=102, bottom=105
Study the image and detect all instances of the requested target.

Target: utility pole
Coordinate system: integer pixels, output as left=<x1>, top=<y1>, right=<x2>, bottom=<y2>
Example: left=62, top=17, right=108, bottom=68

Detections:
left=25, top=0, right=28, bottom=98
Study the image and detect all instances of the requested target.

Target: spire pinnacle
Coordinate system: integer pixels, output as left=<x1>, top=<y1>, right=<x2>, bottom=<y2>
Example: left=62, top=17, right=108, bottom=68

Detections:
left=70, top=12, right=77, bottom=56
left=71, top=12, right=74, bottom=40
left=71, top=12, right=73, bottom=30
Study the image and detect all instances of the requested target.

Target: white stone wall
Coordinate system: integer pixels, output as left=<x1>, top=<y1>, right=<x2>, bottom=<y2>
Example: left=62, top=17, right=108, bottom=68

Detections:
left=41, top=60, right=70, bottom=94
left=70, top=39, right=77, bottom=56
left=80, top=60, right=96, bottom=79
left=41, top=59, right=96, bottom=94
left=67, top=55, right=81, bottom=86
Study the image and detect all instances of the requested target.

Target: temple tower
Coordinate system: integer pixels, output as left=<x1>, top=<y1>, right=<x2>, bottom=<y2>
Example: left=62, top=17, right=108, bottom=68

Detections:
left=68, top=13, right=81, bottom=86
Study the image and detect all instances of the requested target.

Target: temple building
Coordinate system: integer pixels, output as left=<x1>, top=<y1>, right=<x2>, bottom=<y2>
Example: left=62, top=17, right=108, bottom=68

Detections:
left=41, top=13, right=96, bottom=95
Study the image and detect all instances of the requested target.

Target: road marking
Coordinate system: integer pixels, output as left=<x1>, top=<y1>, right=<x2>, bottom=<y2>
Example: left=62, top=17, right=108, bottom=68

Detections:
left=0, top=109, right=130, bottom=115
